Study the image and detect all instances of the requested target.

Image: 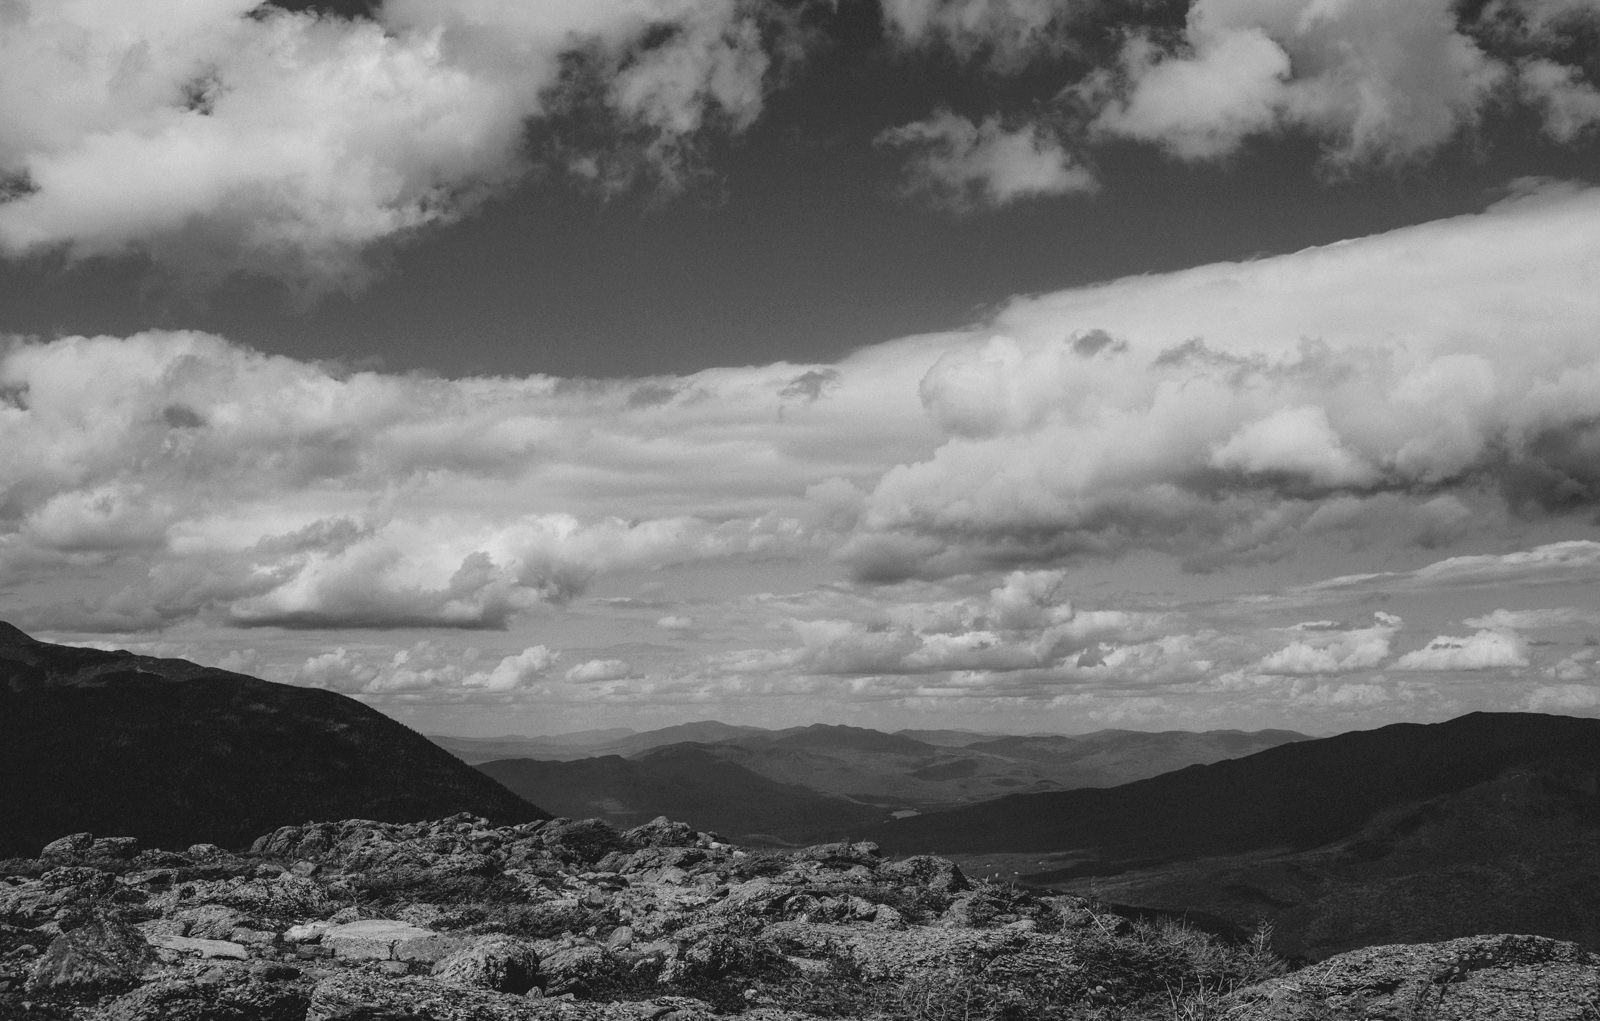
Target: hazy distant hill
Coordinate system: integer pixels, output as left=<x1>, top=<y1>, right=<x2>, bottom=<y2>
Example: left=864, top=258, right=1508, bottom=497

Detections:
left=477, top=744, right=888, bottom=844
left=869, top=712, right=1600, bottom=958
left=0, top=622, right=547, bottom=856
left=461, top=721, right=1308, bottom=842
left=431, top=720, right=768, bottom=764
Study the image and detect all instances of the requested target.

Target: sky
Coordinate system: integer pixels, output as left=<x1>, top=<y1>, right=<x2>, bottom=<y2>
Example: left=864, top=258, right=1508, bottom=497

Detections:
left=2, top=0, right=1600, bottom=738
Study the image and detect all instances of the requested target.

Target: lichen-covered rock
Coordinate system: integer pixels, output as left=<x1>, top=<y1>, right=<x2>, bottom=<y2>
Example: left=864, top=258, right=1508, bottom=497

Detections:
left=1229, top=933, right=1600, bottom=1020
left=174, top=903, right=253, bottom=939
left=431, top=934, right=540, bottom=993
left=39, top=832, right=95, bottom=860
left=877, top=854, right=969, bottom=893
left=25, top=909, right=154, bottom=994
left=538, top=941, right=627, bottom=995
left=98, top=969, right=310, bottom=1021
left=623, top=817, right=698, bottom=850
left=307, top=971, right=547, bottom=1020
left=539, top=819, right=628, bottom=866
left=10, top=812, right=1600, bottom=1021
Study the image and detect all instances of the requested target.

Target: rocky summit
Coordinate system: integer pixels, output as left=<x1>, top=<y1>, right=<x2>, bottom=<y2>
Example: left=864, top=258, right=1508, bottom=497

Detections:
left=3, top=813, right=1597, bottom=1021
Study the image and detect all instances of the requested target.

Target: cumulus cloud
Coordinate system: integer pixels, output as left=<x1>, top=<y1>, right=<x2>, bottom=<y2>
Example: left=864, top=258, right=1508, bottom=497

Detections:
left=836, top=187, right=1600, bottom=580
left=1394, top=630, right=1530, bottom=672
left=1256, top=613, right=1400, bottom=675
left=1082, top=0, right=1505, bottom=167
left=877, top=112, right=1096, bottom=211
left=0, top=327, right=934, bottom=631
left=566, top=658, right=636, bottom=683
left=297, top=641, right=558, bottom=698
left=707, top=570, right=1172, bottom=688
left=0, top=0, right=777, bottom=292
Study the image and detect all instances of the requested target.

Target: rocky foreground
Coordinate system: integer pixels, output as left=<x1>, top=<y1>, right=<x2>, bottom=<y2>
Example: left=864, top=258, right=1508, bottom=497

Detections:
left=2, top=815, right=1597, bottom=1021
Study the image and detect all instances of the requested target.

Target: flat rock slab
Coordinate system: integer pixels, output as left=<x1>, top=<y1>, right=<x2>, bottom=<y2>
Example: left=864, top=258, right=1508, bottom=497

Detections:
left=325, top=919, right=445, bottom=961
left=148, top=934, right=250, bottom=959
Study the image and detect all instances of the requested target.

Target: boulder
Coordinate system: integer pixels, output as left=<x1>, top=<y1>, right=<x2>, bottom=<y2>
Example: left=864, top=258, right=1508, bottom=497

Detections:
left=87, top=836, right=141, bottom=860
left=324, top=919, right=446, bottom=961
left=431, top=935, right=541, bottom=993
left=878, top=854, right=969, bottom=893
left=148, top=934, right=250, bottom=960
left=39, top=832, right=95, bottom=860
left=623, top=818, right=698, bottom=849
left=285, top=920, right=335, bottom=944
left=175, top=903, right=253, bottom=939
left=25, top=910, right=155, bottom=994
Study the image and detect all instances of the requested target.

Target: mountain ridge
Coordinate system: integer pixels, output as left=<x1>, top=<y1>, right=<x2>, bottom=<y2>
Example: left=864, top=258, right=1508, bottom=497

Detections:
left=0, top=623, right=548, bottom=856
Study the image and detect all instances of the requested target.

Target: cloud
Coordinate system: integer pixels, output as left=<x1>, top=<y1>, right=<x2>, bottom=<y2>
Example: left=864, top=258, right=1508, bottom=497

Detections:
left=13, top=187, right=1600, bottom=623
left=1256, top=613, right=1400, bottom=675
left=297, top=641, right=556, bottom=698
left=1463, top=607, right=1600, bottom=630
left=1525, top=682, right=1600, bottom=711
left=706, top=570, right=1172, bottom=686
left=1394, top=630, right=1530, bottom=671
left=0, top=327, right=935, bottom=632
left=566, top=658, right=636, bottom=683
left=877, top=112, right=1096, bottom=211
left=465, top=646, right=560, bottom=693
left=1305, top=542, right=1600, bottom=598
left=835, top=187, right=1600, bottom=580
left=879, top=0, right=1080, bottom=66
left=1092, top=0, right=1507, bottom=166
left=0, top=0, right=776, bottom=293
left=1520, top=58, right=1600, bottom=141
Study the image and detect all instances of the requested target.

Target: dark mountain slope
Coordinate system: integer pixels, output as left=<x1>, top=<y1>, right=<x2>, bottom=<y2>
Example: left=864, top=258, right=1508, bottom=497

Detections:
left=870, top=712, right=1600, bottom=859
left=959, top=728, right=1308, bottom=788
left=0, top=624, right=546, bottom=856
left=1045, top=763, right=1600, bottom=959
left=478, top=744, right=889, bottom=844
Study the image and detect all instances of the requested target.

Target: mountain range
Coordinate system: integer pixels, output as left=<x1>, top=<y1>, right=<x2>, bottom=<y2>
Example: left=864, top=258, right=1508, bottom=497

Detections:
left=9, top=620, right=1600, bottom=961
left=446, top=720, right=1308, bottom=841
left=866, top=712, right=1600, bottom=958
left=0, top=622, right=546, bottom=857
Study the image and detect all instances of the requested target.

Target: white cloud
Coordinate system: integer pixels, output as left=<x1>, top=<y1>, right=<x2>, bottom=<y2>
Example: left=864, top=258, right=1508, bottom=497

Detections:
left=1083, top=0, right=1505, bottom=166
left=836, top=187, right=1600, bottom=579
left=1394, top=630, right=1530, bottom=672
left=877, top=111, right=1096, bottom=211
left=1463, top=607, right=1600, bottom=630
left=1256, top=613, right=1400, bottom=675
left=0, top=0, right=776, bottom=292
left=1082, top=26, right=1290, bottom=161
left=1521, top=58, right=1600, bottom=141
left=1306, top=542, right=1600, bottom=598
left=880, top=0, right=1079, bottom=66
left=466, top=646, right=560, bottom=692
left=566, top=658, right=636, bottom=683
